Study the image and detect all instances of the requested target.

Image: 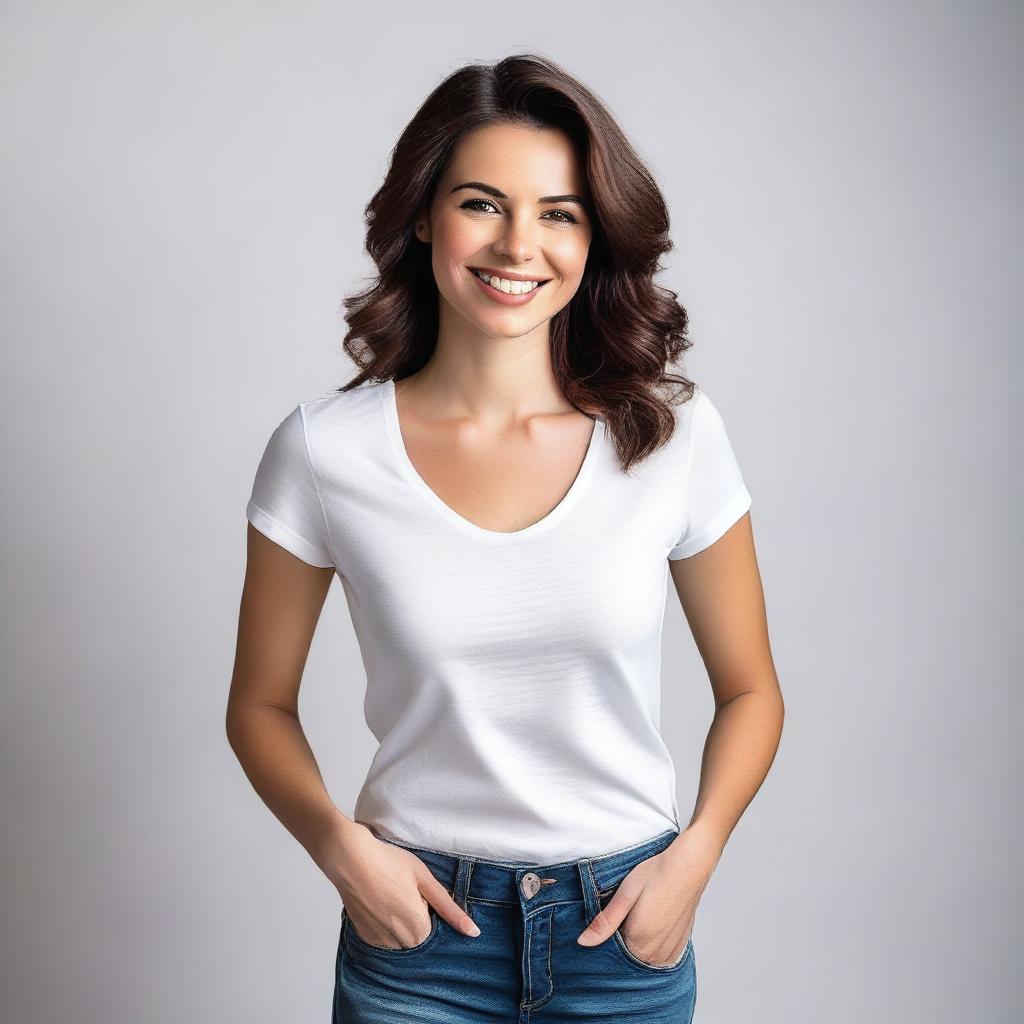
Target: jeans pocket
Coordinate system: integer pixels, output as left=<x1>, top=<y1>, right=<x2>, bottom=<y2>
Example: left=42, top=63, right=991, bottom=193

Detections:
left=342, top=903, right=443, bottom=958
left=598, top=885, right=693, bottom=973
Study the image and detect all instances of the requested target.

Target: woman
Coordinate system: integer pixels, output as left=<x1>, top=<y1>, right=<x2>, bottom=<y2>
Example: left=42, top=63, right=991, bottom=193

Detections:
left=227, top=54, right=783, bottom=1023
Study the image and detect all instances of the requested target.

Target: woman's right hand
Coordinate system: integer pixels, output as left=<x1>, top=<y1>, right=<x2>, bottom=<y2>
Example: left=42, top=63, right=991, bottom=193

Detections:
left=324, top=820, right=481, bottom=948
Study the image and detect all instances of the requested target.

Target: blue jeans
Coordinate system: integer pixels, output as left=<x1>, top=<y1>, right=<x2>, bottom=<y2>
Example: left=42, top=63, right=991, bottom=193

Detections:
left=332, top=826, right=697, bottom=1023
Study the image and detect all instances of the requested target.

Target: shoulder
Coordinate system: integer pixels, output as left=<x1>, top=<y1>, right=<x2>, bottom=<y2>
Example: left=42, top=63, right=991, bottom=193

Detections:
left=251, top=380, right=381, bottom=473
left=296, top=378, right=383, bottom=437
left=669, top=384, right=732, bottom=441
left=663, top=384, right=746, bottom=483
left=663, top=384, right=711, bottom=451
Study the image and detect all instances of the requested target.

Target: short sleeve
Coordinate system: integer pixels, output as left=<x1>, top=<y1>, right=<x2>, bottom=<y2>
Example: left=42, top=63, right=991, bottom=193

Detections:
left=245, top=404, right=335, bottom=568
left=668, top=390, right=752, bottom=559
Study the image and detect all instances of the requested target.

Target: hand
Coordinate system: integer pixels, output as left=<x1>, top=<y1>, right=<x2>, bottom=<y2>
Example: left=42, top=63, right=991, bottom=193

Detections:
left=323, top=821, right=481, bottom=948
left=576, top=829, right=721, bottom=966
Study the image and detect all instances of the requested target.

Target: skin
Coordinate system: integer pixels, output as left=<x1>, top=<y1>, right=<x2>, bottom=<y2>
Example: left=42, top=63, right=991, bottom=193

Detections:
left=394, top=120, right=599, bottom=534
left=226, top=121, right=784, bottom=964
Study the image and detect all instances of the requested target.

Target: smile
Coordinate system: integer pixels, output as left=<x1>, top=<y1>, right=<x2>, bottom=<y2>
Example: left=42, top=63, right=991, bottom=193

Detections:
left=469, top=268, right=550, bottom=295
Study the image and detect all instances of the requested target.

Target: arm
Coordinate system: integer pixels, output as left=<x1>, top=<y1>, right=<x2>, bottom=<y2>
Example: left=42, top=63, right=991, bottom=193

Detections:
left=668, top=508, right=784, bottom=861
left=225, top=524, right=355, bottom=874
left=225, top=526, right=481, bottom=945
left=577, top=512, right=782, bottom=960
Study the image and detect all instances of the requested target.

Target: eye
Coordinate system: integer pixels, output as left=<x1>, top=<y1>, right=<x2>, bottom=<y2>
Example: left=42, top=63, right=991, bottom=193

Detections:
left=458, top=198, right=580, bottom=225
left=460, top=198, right=500, bottom=214
left=543, top=209, right=579, bottom=224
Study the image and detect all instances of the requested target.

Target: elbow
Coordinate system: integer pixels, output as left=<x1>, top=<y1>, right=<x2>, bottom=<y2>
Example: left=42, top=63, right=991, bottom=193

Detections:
left=224, top=700, right=244, bottom=752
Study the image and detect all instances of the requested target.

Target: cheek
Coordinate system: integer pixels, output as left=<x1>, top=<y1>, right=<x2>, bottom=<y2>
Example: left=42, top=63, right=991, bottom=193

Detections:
left=432, top=217, right=483, bottom=267
left=550, top=234, right=591, bottom=284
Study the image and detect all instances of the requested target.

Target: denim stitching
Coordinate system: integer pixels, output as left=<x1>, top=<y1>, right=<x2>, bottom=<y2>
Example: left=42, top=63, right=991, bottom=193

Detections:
left=523, top=897, right=582, bottom=920
left=344, top=906, right=442, bottom=957
left=686, top=942, right=698, bottom=1024
left=526, top=906, right=555, bottom=1011
left=614, top=922, right=691, bottom=973
left=521, top=914, right=533, bottom=1012
left=463, top=859, right=475, bottom=915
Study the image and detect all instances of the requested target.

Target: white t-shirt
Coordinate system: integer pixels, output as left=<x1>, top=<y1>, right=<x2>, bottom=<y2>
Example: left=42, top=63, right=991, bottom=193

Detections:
left=245, top=377, right=752, bottom=862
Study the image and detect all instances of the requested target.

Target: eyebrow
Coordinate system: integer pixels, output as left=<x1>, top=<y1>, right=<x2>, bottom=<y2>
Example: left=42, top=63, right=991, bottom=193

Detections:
left=450, top=181, right=591, bottom=213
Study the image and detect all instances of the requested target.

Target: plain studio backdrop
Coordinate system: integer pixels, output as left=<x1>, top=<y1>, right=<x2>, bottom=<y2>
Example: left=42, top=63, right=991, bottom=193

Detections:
left=1, top=2, right=1020, bottom=1022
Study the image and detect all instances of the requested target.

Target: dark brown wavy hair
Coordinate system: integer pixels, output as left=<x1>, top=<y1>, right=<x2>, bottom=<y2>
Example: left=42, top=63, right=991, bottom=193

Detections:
left=337, top=53, right=696, bottom=472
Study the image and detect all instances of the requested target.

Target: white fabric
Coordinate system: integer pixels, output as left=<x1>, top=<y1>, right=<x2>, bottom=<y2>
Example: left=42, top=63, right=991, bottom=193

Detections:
left=245, top=378, right=751, bottom=862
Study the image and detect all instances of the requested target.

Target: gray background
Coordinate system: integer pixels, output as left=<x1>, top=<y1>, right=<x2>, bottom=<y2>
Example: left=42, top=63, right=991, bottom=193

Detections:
left=2, top=2, right=1020, bottom=1021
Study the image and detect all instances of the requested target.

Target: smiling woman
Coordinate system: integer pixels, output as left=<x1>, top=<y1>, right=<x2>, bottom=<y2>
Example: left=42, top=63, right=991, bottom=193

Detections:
left=230, top=52, right=782, bottom=1024
left=338, top=56, right=700, bottom=468
left=414, top=121, right=598, bottom=350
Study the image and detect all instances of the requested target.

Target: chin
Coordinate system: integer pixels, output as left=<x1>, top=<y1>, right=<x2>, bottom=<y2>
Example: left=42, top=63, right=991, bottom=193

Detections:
left=469, top=316, right=543, bottom=340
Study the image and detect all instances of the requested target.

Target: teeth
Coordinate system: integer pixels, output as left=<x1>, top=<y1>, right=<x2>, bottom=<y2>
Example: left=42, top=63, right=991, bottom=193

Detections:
left=472, top=269, right=544, bottom=294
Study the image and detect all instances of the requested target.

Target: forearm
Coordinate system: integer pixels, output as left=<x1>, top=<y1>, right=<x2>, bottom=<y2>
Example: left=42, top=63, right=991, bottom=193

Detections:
left=225, top=701, right=358, bottom=876
left=679, top=687, right=785, bottom=857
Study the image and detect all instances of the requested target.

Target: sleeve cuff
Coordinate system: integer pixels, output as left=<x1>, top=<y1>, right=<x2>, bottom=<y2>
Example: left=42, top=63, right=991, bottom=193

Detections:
left=668, top=486, right=752, bottom=560
left=245, top=499, right=334, bottom=568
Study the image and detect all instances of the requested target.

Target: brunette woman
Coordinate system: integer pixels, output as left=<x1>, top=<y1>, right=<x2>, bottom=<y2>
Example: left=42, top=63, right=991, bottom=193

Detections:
left=227, top=53, right=783, bottom=1024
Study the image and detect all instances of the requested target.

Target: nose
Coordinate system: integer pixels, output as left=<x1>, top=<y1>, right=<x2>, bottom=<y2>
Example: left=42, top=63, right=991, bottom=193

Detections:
left=492, top=215, right=537, bottom=266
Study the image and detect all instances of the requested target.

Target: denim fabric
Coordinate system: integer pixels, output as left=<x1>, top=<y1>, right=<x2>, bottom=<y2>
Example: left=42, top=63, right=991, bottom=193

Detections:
left=332, top=827, right=697, bottom=1023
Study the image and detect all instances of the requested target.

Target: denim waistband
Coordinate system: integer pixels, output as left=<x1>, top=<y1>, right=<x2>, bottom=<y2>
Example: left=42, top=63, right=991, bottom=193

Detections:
left=378, top=828, right=681, bottom=911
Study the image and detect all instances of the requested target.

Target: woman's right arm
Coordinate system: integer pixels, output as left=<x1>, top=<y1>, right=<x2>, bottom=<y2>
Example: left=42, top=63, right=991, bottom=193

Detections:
left=225, top=525, right=481, bottom=946
left=226, top=523, right=350, bottom=873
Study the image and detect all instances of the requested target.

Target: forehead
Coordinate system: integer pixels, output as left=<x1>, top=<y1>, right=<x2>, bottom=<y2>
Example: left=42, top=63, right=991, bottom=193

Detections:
left=440, top=123, right=589, bottom=197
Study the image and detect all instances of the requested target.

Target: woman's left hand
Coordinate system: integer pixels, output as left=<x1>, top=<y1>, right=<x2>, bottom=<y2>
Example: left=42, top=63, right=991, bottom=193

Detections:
left=576, top=827, right=722, bottom=966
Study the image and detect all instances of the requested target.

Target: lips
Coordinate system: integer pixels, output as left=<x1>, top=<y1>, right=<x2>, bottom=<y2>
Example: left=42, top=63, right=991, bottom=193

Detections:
left=468, top=267, right=550, bottom=306
left=467, top=266, right=552, bottom=284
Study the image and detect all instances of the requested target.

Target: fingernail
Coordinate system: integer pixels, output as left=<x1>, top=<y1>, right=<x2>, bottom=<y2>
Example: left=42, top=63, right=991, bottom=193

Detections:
left=464, top=921, right=481, bottom=937
left=576, top=931, right=595, bottom=946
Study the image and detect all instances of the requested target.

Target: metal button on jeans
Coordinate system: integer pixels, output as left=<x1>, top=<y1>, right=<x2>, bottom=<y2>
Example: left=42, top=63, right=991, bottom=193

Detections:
left=520, top=871, right=542, bottom=899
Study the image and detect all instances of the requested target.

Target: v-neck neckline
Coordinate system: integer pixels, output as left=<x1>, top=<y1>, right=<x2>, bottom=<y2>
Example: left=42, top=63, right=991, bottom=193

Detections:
left=380, top=377, right=606, bottom=543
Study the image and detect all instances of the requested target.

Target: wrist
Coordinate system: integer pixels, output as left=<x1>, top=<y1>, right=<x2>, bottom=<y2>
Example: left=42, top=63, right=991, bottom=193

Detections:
left=310, top=810, right=363, bottom=876
left=668, top=818, right=728, bottom=869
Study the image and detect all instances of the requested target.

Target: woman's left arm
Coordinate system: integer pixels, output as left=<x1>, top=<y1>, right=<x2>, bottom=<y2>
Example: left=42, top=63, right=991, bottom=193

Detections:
left=668, top=509, right=784, bottom=862
left=577, top=511, right=783, bottom=959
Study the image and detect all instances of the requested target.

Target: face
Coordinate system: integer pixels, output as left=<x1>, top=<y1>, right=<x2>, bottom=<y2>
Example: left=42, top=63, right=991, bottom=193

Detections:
left=416, top=122, right=594, bottom=341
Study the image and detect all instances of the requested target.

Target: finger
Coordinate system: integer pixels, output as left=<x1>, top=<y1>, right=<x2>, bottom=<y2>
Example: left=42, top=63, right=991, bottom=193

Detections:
left=417, top=869, right=481, bottom=937
left=576, top=894, right=631, bottom=946
left=577, top=871, right=644, bottom=946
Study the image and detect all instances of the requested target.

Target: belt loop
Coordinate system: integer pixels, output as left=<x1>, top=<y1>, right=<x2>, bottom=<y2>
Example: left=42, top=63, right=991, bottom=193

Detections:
left=577, top=858, right=600, bottom=920
left=452, top=856, right=474, bottom=913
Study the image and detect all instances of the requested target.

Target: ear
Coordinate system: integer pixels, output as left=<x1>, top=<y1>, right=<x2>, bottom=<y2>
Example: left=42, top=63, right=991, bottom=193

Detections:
left=414, top=207, right=431, bottom=243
